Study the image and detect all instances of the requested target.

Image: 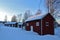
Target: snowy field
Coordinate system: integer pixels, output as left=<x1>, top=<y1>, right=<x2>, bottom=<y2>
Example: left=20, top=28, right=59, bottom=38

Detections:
left=0, top=23, right=60, bottom=40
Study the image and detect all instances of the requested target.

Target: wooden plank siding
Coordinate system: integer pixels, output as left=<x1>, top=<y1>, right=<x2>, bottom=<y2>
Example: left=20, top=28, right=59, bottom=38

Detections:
left=42, top=13, right=54, bottom=35
left=25, top=13, right=55, bottom=35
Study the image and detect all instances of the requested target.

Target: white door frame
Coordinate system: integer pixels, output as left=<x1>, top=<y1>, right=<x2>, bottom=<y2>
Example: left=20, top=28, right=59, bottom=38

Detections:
left=30, top=26, right=33, bottom=32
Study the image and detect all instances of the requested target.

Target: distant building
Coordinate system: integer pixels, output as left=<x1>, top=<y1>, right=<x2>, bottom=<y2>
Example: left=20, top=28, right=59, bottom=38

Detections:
left=25, top=13, right=55, bottom=35
left=18, top=22, right=23, bottom=28
left=54, top=21, right=60, bottom=27
left=0, top=21, right=5, bottom=24
left=4, top=22, right=18, bottom=27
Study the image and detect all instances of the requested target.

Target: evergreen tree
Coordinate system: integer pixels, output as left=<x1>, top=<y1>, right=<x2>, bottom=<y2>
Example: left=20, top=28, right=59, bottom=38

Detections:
left=11, top=15, right=17, bottom=22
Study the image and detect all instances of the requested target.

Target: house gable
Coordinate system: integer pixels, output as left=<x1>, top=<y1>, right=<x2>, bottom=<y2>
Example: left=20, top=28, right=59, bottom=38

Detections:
left=42, top=13, right=55, bottom=21
left=41, top=13, right=54, bottom=35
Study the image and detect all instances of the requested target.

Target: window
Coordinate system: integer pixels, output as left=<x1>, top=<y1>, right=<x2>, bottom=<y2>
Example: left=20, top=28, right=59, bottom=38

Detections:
left=46, top=22, right=49, bottom=26
left=27, top=23, right=29, bottom=26
left=36, top=22, right=39, bottom=26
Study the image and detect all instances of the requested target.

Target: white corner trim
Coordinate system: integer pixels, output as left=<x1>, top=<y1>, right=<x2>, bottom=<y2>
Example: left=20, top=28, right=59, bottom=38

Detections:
left=41, top=19, right=42, bottom=35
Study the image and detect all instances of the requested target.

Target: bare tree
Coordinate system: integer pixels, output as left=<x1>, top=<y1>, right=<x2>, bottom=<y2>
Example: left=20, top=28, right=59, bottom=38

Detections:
left=46, top=0, right=60, bottom=14
left=11, top=15, right=17, bottom=22
left=53, top=9, right=60, bottom=19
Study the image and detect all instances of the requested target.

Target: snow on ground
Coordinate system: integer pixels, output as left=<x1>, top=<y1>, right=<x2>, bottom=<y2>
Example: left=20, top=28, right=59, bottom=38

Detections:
left=0, top=24, right=60, bottom=40
left=55, top=27, right=60, bottom=37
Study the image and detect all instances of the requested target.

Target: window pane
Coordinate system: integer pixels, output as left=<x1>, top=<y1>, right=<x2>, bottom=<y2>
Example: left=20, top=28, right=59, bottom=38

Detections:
left=36, top=22, right=39, bottom=26
left=27, top=23, right=29, bottom=26
left=46, top=22, right=49, bottom=26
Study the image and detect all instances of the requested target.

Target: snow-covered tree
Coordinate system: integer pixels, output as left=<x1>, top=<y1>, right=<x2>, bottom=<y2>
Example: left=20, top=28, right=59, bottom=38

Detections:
left=53, top=9, right=60, bottom=19
left=46, top=0, right=60, bottom=14
left=23, top=10, right=32, bottom=22
left=35, top=9, right=41, bottom=15
left=17, top=14, right=22, bottom=22
left=4, top=15, right=7, bottom=22
left=22, top=18, right=24, bottom=23
left=11, top=15, right=17, bottom=22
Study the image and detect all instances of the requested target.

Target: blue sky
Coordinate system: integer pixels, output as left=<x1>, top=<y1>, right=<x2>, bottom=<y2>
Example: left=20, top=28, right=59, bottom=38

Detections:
left=0, top=0, right=47, bottom=14
left=0, top=0, right=47, bottom=21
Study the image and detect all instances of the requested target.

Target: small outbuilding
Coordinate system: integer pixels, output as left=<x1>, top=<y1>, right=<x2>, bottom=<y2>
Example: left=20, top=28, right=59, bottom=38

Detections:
left=25, top=13, right=55, bottom=35
left=18, top=22, right=23, bottom=28
left=4, top=22, right=18, bottom=27
left=0, top=21, right=5, bottom=24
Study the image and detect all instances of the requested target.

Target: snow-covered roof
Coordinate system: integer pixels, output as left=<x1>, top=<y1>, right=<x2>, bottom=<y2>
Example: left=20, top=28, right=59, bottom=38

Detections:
left=25, top=13, right=48, bottom=22
left=0, top=21, right=5, bottom=23
left=18, top=22, right=23, bottom=25
left=5, top=22, right=17, bottom=24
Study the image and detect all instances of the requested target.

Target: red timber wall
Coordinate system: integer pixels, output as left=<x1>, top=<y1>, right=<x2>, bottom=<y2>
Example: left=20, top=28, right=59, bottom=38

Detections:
left=26, top=20, right=41, bottom=35
left=42, top=14, right=54, bottom=35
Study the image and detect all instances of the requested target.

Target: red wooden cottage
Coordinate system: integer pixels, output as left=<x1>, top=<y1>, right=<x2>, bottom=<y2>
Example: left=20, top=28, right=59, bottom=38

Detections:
left=25, top=13, right=55, bottom=35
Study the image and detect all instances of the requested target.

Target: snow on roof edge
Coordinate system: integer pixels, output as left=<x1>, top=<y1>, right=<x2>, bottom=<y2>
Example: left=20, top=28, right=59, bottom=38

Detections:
left=5, top=22, right=17, bottom=24
left=25, top=13, right=48, bottom=22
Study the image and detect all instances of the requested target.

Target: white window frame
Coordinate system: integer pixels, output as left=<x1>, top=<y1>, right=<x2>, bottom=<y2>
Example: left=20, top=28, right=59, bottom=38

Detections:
left=46, top=22, right=49, bottom=26
left=36, top=22, right=39, bottom=26
left=27, top=23, right=29, bottom=26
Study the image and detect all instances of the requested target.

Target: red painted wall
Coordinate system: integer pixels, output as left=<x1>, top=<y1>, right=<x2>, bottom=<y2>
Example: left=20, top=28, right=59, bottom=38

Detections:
left=26, top=20, right=41, bottom=34
left=25, top=13, right=54, bottom=35
left=42, top=14, right=54, bottom=35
